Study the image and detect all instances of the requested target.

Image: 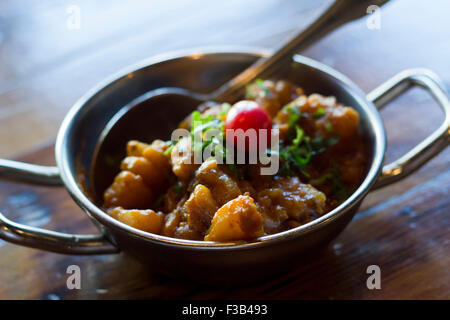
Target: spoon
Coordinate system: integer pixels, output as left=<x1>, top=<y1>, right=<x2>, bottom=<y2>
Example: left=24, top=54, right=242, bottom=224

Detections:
left=0, top=0, right=390, bottom=187
left=89, top=0, right=391, bottom=200
left=136, top=0, right=391, bottom=105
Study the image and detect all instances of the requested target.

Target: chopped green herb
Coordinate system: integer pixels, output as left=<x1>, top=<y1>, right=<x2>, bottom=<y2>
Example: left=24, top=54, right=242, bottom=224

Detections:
left=152, top=195, right=164, bottom=208
left=163, top=140, right=178, bottom=155
left=292, top=125, right=304, bottom=147
left=245, top=85, right=254, bottom=99
left=190, top=109, right=228, bottom=163
left=191, top=111, right=220, bottom=135
left=313, top=108, right=325, bottom=119
left=193, top=107, right=241, bottom=179
left=255, top=79, right=272, bottom=97
left=309, top=173, right=333, bottom=186
left=173, top=183, right=183, bottom=195
left=287, top=106, right=302, bottom=129
left=219, top=103, right=231, bottom=118
left=311, top=135, right=340, bottom=155
left=330, top=166, right=351, bottom=202
left=279, top=124, right=312, bottom=177
left=309, top=166, right=351, bottom=202
left=227, top=163, right=243, bottom=180
left=191, top=110, right=214, bottom=128
left=278, top=114, right=339, bottom=177
left=325, top=123, right=333, bottom=132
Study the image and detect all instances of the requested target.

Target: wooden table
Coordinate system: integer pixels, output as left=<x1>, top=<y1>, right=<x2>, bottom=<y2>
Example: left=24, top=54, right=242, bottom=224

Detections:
left=0, top=0, right=449, bottom=299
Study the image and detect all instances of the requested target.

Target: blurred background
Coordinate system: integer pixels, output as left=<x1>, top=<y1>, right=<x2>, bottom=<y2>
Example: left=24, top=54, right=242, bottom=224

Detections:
left=0, top=0, right=449, bottom=160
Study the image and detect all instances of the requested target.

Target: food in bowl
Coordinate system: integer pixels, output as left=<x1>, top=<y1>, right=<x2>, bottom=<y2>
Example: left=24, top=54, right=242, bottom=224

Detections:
left=102, top=79, right=366, bottom=242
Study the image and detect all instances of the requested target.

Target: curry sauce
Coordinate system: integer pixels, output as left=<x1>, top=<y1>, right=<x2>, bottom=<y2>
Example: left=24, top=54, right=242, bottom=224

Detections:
left=102, top=80, right=366, bottom=242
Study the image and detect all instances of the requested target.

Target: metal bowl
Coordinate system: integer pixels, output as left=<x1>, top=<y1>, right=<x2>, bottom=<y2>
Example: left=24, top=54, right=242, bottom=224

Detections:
left=1, top=48, right=449, bottom=284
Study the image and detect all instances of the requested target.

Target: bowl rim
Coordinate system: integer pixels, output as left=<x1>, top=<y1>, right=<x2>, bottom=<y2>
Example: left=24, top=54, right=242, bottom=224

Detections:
left=55, top=46, right=386, bottom=250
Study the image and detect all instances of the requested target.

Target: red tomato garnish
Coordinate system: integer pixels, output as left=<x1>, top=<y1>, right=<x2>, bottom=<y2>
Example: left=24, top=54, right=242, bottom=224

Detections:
left=225, top=100, right=272, bottom=152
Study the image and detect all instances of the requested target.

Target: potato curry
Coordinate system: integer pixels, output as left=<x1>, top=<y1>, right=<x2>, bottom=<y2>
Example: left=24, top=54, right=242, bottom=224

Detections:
left=103, top=79, right=366, bottom=242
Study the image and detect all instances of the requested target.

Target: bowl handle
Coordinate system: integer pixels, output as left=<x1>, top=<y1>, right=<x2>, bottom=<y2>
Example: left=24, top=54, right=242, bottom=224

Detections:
left=0, top=161, right=119, bottom=254
left=367, top=69, right=450, bottom=189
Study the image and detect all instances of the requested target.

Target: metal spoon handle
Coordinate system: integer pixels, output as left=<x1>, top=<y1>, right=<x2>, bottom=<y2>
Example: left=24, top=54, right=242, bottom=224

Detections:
left=214, top=0, right=390, bottom=102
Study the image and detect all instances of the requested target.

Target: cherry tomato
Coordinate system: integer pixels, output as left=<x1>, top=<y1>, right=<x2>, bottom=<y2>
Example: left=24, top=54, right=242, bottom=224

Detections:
left=225, top=100, right=272, bottom=152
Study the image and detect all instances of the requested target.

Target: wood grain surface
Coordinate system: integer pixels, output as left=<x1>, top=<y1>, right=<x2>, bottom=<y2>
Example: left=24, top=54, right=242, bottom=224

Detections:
left=0, top=0, right=449, bottom=299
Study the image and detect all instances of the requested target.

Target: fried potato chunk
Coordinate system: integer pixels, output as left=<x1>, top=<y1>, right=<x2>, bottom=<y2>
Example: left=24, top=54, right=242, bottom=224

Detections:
left=142, top=140, right=171, bottom=170
left=121, top=156, right=166, bottom=190
left=121, top=139, right=171, bottom=192
left=275, top=93, right=359, bottom=143
left=246, top=79, right=302, bottom=118
left=195, top=158, right=242, bottom=206
left=104, top=171, right=154, bottom=209
left=256, top=176, right=326, bottom=233
left=186, top=184, right=218, bottom=233
left=204, top=195, right=263, bottom=242
left=170, top=136, right=199, bottom=181
left=161, top=210, right=181, bottom=237
left=336, top=148, right=366, bottom=186
left=110, top=207, right=164, bottom=234
left=320, top=104, right=359, bottom=141
left=126, top=140, right=150, bottom=157
left=173, top=221, right=203, bottom=240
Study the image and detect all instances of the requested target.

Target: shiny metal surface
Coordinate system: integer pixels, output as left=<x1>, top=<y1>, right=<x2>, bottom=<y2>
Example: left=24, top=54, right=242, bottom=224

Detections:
left=213, top=0, right=391, bottom=102
left=57, top=50, right=384, bottom=248
left=0, top=211, right=118, bottom=254
left=0, top=49, right=448, bottom=283
left=368, top=69, right=450, bottom=189
left=0, top=159, right=61, bottom=185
